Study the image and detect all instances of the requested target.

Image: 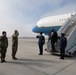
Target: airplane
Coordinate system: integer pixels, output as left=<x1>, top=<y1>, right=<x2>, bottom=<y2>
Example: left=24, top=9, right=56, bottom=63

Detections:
left=32, top=12, right=76, bottom=35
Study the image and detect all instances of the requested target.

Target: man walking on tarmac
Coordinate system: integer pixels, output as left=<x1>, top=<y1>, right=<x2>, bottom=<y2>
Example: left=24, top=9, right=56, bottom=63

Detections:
left=49, top=29, right=58, bottom=53
left=12, top=30, right=19, bottom=60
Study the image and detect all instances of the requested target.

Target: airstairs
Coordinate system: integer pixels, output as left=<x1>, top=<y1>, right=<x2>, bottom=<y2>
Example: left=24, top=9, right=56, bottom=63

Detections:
left=47, top=13, right=76, bottom=56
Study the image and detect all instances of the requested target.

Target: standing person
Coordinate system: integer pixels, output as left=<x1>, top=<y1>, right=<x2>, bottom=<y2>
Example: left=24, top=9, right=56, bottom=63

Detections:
left=1, top=31, right=8, bottom=63
left=12, top=30, right=19, bottom=60
left=60, top=33, right=67, bottom=60
left=36, top=32, right=45, bottom=55
left=49, top=29, right=58, bottom=53
left=0, top=36, right=1, bottom=58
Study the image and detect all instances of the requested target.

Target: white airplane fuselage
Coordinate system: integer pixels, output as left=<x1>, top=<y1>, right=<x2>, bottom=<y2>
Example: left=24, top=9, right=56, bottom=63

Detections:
left=32, top=12, right=76, bottom=35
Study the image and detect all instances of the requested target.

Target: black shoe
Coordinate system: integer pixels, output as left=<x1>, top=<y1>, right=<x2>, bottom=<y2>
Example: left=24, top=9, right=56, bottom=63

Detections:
left=62, top=58, right=64, bottom=60
left=12, top=57, right=18, bottom=60
left=3, top=60, right=6, bottom=62
left=60, top=58, right=62, bottom=59
left=60, top=58, right=64, bottom=60
left=1, top=60, right=6, bottom=63
left=39, top=54, right=43, bottom=55
left=38, top=53, right=40, bottom=55
left=1, top=60, right=3, bottom=63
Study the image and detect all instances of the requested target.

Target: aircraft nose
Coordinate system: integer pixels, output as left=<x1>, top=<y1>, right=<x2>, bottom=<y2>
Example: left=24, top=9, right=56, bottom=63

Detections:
left=32, top=26, right=37, bottom=33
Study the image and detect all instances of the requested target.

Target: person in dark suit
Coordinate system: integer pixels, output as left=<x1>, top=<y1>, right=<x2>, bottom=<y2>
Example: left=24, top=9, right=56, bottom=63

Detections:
left=60, top=33, right=67, bottom=60
left=36, top=32, right=45, bottom=55
left=49, top=29, right=58, bottom=53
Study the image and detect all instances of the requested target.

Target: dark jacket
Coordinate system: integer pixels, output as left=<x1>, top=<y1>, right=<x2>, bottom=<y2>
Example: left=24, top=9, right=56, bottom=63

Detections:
left=49, top=31, right=58, bottom=42
left=36, top=35, right=45, bottom=45
left=60, top=37, right=67, bottom=48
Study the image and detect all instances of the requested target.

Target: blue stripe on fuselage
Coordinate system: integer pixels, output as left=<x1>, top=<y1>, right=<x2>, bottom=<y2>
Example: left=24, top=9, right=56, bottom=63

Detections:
left=32, top=25, right=61, bottom=35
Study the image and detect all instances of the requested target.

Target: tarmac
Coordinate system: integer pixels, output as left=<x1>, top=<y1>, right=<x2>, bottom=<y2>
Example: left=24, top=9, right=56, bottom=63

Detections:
left=0, top=38, right=76, bottom=75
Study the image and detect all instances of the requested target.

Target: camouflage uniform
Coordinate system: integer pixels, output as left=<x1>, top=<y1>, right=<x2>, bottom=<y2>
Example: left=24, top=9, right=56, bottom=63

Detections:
left=12, top=30, right=19, bottom=59
left=1, top=35, right=8, bottom=62
left=0, top=36, right=2, bottom=58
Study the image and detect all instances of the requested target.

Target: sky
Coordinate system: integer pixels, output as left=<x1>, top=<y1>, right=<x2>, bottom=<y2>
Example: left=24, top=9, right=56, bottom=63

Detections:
left=0, top=0, right=76, bottom=37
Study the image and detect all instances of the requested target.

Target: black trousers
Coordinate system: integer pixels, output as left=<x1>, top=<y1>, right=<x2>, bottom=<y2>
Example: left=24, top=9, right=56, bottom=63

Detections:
left=60, top=47, right=65, bottom=59
left=51, top=41, right=56, bottom=52
left=39, top=44, right=43, bottom=54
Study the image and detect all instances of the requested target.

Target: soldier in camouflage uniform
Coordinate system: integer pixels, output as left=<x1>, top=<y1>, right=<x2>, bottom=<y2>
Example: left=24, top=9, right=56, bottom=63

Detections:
left=1, top=31, right=8, bottom=63
left=0, top=36, right=2, bottom=58
left=12, top=30, right=19, bottom=60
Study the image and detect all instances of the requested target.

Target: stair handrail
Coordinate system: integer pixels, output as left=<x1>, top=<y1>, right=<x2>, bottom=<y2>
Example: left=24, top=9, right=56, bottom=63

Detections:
left=65, top=26, right=76, bottom=52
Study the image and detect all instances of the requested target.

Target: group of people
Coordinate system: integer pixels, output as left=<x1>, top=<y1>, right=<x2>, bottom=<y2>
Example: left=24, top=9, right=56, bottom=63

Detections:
left=0, top=30, right=19, bottom=63
left=36, top=29, right=67, bottom=60
left=0, top=29, right=67, bottom=63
